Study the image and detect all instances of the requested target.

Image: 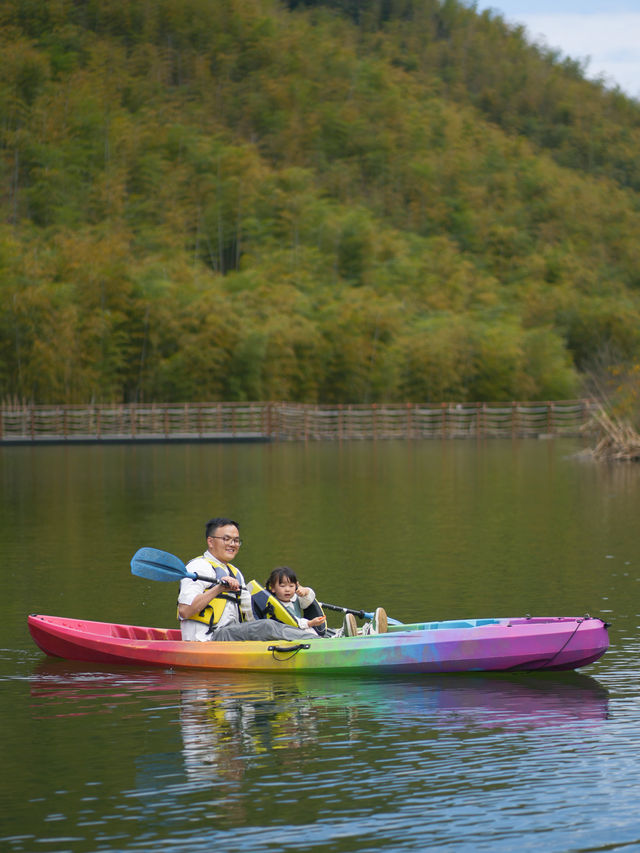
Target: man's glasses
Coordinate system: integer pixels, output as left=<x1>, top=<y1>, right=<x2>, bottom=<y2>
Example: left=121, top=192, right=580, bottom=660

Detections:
left=211, top=535, right=242, bottom=547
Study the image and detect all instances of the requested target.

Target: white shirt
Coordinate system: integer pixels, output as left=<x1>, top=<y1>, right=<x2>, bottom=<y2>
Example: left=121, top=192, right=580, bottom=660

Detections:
left=177, top=551, right=250, bottom=642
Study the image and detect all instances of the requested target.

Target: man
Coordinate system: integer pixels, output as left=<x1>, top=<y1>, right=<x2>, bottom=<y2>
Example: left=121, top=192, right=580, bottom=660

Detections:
left=178, top=517, right=318, bottom=642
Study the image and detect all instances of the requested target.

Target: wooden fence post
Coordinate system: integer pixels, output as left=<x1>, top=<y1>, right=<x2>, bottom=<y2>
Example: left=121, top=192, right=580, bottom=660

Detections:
left=265, top=402, right=272, bottom=439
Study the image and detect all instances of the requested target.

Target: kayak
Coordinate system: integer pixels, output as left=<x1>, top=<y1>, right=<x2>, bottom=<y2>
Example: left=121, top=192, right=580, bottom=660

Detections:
left=27, top=613, right=609, bottom=674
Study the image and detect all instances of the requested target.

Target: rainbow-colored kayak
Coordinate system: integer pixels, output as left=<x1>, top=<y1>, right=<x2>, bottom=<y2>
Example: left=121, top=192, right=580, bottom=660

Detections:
left=28, top=614, right=609, bottom=674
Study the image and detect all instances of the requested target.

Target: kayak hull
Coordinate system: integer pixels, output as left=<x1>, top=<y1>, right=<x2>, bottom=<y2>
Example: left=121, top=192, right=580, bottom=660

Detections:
left=27, top=614, right=609, bottom=674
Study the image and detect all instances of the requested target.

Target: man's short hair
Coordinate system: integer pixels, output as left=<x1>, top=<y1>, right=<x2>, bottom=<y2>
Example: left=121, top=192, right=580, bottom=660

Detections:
left=205, top=517, right=239, bottom=539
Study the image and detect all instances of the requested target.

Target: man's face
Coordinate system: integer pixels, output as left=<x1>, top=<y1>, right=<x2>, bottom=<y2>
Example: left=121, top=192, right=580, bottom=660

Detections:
left=207, top=524, right=241, bottom=564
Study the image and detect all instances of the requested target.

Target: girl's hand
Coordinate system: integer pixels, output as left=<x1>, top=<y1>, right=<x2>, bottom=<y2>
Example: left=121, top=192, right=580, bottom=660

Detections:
left=307, top=615, right=326, bottom=628
left=296, top=584, right=310, bottom=597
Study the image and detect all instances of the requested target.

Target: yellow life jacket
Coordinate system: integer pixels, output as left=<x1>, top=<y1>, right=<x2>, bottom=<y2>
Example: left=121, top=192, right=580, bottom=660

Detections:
left=179, top=560, right=244, bottom=630
left=247, top=580, right=327, bottom=636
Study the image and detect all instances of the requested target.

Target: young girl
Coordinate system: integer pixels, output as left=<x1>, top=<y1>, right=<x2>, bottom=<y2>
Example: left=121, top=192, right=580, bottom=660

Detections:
left=265, top=566, right=388, bottom=637
left=264, top=567, right=327, bottom=633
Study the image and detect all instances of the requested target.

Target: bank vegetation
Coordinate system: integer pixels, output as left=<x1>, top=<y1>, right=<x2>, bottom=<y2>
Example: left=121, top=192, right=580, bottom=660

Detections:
left=2, top=0, right=640, bottom=406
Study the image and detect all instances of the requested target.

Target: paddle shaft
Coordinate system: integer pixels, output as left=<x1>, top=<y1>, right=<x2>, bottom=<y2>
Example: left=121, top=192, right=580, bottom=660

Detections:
left=191, top=583, right=377, bottom=621
left=319, top=601, right=368, bottom=619
left=187, top=580, right=369, bottom=619
left=192, top=572, right=239, bottom=589
left=319, top=600, right=403, bottom=625
left=131, top=547, right=398, bottom=621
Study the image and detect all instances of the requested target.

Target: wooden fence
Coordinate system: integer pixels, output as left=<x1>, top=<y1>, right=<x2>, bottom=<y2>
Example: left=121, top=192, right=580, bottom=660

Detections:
left=0, top=400, right=595, bottom=443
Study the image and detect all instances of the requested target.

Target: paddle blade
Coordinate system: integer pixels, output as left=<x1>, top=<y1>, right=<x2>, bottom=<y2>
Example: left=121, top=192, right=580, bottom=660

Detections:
left=131, top=547, right=190, bottom=582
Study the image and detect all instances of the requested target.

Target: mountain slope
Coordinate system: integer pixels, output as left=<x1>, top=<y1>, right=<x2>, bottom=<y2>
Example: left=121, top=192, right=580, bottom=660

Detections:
left=1, top=0, right=639, bottom=403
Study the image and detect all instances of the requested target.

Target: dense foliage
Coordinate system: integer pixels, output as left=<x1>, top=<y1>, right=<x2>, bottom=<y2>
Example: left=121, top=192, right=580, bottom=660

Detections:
left=2, top=0, right=640, bottom=404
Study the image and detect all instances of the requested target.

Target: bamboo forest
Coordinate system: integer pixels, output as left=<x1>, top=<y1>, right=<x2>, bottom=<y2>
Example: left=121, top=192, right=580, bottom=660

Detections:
left=2, top=0, right=640, bottom=408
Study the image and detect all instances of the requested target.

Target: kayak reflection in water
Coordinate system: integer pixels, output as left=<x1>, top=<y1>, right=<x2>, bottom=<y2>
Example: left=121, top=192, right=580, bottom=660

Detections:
left=179, top=681, right=321, bottom=785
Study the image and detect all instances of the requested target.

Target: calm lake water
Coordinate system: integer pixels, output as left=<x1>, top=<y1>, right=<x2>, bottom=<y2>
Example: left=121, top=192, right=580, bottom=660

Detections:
left=2, top=438, right=640, bottom=852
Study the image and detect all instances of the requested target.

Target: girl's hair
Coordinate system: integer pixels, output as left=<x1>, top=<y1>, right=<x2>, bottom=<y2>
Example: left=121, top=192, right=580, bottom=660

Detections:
left=265, top=566, right=298, bottom=591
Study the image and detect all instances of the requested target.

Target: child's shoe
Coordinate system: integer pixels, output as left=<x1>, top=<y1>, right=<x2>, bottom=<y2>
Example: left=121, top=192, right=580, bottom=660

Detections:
left=342, top=612, right=358, bottom=636
left=373, top=607, right=388, bottom=634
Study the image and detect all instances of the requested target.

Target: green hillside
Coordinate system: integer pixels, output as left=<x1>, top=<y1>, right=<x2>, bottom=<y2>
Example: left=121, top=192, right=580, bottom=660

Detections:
left=2, top=0, right=640, bottom=404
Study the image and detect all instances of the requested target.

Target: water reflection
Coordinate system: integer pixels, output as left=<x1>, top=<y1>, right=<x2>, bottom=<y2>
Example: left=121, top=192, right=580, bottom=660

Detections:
left=179, top=680, right=322, bottom=785
left=173, top=674, right=610, bottom=801
left=30, top=661, right=609, bottom=745
left=16, top=662, right=614, bottom=852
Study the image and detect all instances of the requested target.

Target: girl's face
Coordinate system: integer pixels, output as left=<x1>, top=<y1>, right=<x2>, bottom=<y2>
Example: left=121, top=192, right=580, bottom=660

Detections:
left=271, top=576, right=297, bottom=602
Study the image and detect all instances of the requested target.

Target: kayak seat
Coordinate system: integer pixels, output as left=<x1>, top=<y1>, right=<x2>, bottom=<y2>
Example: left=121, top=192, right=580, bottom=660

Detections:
left=112, top=624, right=154, bottom=640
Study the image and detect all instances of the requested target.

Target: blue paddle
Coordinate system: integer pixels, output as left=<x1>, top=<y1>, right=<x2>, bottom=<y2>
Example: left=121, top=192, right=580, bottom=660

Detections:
left=131, top=547, right=214, bottom=584
left=130, top=546, right=402, bottom=624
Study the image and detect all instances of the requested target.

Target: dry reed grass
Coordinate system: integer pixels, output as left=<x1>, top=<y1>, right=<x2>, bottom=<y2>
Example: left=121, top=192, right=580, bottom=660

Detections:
left=583, top=404, right=640, bottom=461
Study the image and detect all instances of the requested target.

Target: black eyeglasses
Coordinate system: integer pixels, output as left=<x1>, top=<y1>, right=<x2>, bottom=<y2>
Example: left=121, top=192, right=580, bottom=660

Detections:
left=211, top=535, right=242, bottom=547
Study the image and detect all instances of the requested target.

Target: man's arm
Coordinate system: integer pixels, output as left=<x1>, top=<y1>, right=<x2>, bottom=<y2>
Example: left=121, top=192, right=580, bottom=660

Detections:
left=178, top=575, right=241, bottom=620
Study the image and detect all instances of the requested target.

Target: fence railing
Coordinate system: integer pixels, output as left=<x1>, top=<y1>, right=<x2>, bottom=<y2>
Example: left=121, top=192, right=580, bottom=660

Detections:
left=0, top=400, right=595, bottom=443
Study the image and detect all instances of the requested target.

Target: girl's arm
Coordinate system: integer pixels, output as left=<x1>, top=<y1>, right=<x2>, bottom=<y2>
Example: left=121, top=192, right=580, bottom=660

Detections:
left=294, top=586, right=324, bottom=630
left=295, top=584, right=315, bottom=607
